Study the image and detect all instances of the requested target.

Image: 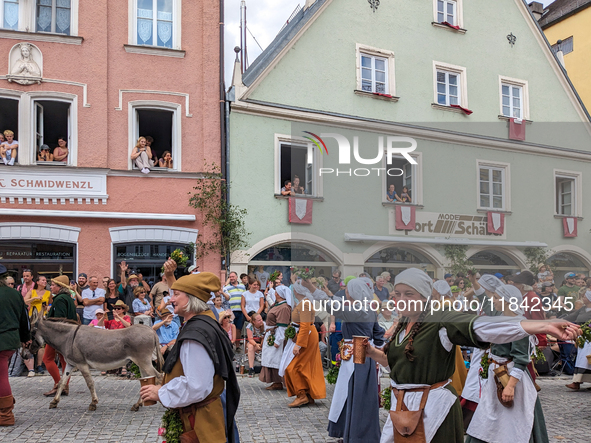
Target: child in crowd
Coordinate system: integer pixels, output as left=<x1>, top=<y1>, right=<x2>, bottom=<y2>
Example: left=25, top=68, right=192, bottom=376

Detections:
left=213, top=294, right=226, bottom=317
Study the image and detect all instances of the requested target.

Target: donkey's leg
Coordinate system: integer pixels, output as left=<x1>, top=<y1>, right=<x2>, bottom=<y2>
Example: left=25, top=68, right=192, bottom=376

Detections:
left=49, top=363, right=74, bottom=409
left=78, top=365, right=99, bottom=411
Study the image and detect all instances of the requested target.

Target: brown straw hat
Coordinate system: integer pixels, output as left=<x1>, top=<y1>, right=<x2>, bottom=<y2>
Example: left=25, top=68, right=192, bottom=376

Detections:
left=112, top=300, right=129, bottom=312
left=51, top=275, right=70, bottom=289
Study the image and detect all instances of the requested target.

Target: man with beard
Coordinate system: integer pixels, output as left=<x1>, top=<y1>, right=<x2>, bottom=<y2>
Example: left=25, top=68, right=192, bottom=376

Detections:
left=42, top=275, right=77, bottom=397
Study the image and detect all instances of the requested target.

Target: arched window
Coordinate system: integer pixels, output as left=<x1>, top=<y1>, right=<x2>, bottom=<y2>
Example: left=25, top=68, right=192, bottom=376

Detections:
left=547, top=252, right=589, bottom=283
left=468, top=250, right=520, bottom=277
left=364, top=247, right=436, bottom=279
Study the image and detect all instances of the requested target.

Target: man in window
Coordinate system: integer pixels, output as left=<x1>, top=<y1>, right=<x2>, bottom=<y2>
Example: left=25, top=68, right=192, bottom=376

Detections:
left=281, top=180, right=294, bottom=196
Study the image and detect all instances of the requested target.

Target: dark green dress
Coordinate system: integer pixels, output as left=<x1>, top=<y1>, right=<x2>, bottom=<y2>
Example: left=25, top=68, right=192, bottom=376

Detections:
left=386, top=309, right=487, bottom=443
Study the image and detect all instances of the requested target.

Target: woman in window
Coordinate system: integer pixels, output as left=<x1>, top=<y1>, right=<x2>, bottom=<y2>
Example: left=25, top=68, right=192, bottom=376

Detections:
left=292, top=175, right=305, bottom=194
left=53, top=137, right=69, bottom=162
left=37, top=145, right=53, bottom=162
left=130, top=136, right=153, bottom=174
left=386, top=184, right=402, bottom=202
left=158, top=150, right=173, bottom=169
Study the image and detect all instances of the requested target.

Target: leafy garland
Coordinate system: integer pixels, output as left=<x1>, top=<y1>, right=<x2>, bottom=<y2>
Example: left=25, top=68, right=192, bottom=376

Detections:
left=380, top=387, right=392, bottom=410
left=161, top=245, right=194, bottom=273
left=129, top=362, right=141, bottom=379
left=533, top=346, right=546, bottom=363
left=266, top=334, right=275, bottom=347
left=326, top=347, right=342, bottom=384
left=479, top=353, right=490, bottom=380
left=269, top=270, right=281, bottom=284
left=576, top=320, right=591, bottom=348
left=290, top=266, right=315, bottom=280
left=284, top=325, right=296, bottom=340
left=160, top=409, right=183, bottom=443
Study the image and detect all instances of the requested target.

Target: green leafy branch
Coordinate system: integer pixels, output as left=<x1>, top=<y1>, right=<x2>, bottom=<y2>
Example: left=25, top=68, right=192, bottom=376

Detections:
left=523, top=247, right=553, bottom=274
left=188, top=163, right=250, bottom=263
left=443, top=245, right=474, bottom=276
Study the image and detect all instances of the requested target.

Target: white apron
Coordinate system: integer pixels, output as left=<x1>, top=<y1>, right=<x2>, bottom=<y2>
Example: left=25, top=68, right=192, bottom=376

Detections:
left=380, top=379, right=456, bottom=443
left=261, top=327, right=285, bottom=369
left=278, top=325, right=308, bottom=376
left=461, top=347, right=488, bottom=403
left=466, top=355, right=538, bottom=443
left=575, top=340, right=591, bottom=371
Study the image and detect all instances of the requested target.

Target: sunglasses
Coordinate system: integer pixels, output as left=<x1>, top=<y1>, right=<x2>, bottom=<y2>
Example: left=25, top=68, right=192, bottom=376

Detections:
left=114, top=307, right=124, bottom=310
left=7, top=282, right=15, bottom=286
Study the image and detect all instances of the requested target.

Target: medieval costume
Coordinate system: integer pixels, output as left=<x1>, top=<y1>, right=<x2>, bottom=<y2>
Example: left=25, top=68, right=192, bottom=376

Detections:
left=0, top=264, right=31, bottom=426
left=158, top=273, right=239, bottom=443
left=43, top=275, right=78, bottom=398
left=379, top=269, right=541, bottom=443
left=259, top=286, right=292, bottom=389
left=279, top=282, right=326, bottom=407
left=327, top=278, right=385, bottom=443
left=466, top=285, right=549, bottom=443
left=459, top=275, right=503, bottom=430
left=564, top=294, right=591, bottom=390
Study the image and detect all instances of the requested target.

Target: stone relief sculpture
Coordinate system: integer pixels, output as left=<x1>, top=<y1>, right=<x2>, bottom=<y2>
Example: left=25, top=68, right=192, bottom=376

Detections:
left=7, top=43, right=43, bottom=85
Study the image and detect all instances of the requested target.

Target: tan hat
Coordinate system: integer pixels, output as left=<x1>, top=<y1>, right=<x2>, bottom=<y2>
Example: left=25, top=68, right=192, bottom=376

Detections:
left=112, top=300, right=129, bottom=311
left=51, top=275, right=70, bottom=289
left=157, top=307, right=173, bottom=318
left=171, top=272, right=221, bottom=303
left=127, top=274, right=139, bottom=283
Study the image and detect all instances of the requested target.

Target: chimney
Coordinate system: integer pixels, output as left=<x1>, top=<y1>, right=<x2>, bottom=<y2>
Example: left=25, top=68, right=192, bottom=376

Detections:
left=528, top=1, right=544, bottom=20
left=304, top=0, right=315, bottom=11
left=231, top=46, right=243, bottom=87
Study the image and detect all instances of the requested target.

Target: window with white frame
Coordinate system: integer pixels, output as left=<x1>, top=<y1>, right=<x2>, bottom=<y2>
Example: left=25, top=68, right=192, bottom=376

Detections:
left=437, top=0, right=456, bottom=25
left=436, top=70, right=460, bottom=106
left=360, top=53, right=388, bottom=94
left=356, top=44, right=396, bottom=97
left=130, top=104, right=180, bottom=171
left=1, top=0, right=18, bottom=30
left=279, top=143, right=314, bottom=196
left=0, top=97, right=19, bottom=165
left=135, top=0, right=174, bottom=48
left=384, top=155, right=420, bottom=204
left=499, top=76, right=529, bottom=120
left=36, top=0, right=71, bottom=35
left=33, top=99, right=71, bottom=163
left=501, top=83, right=522, bottom=119
left=554, top=171, right=582, bottom=216
left=478, top=166, right=505, bottom=210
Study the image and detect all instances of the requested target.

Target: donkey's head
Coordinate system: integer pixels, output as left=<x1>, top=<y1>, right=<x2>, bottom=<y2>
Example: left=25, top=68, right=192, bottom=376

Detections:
left=29, top=310, right=44, bottom=354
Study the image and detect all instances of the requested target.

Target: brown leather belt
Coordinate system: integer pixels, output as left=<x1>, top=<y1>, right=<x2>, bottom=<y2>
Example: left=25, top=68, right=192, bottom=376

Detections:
left=489, top=357, right=512, bottom=367
left=391, top=379, right=448, bottom=397
left=179, top=395, right=219, bottom=415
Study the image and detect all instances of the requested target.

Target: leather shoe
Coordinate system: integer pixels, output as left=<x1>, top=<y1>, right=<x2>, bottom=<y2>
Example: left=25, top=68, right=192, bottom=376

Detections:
left=306, top=393, right=315, bottom=405
left=288, top=392, right=309, bottom=408
left=566, top=382, right=580, bottom=390
left=265, top=383, right=283, bottom=391
left=43, top=384, right=58, bottom=397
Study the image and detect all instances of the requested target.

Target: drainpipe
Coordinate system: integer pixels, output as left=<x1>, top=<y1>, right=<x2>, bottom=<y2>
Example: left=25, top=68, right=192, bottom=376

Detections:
left=219, top=0, right=229, bottom=274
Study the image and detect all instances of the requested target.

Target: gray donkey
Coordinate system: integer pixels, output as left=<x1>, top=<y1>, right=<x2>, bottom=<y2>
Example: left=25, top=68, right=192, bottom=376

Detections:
left=32, top=313, right=164, bottom=412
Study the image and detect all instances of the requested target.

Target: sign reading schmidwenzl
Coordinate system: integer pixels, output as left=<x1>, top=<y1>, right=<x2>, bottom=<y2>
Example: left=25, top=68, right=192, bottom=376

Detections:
left=389, top=210, right=506, bottom=239
left=0, top=171, right=107, bottom=199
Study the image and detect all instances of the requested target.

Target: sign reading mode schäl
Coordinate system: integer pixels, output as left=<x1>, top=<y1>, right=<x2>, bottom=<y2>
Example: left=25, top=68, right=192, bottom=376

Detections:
left=389, top=210, right=506, bottom=239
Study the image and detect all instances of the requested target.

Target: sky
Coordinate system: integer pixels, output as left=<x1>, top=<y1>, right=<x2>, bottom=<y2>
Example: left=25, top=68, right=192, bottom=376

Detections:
left=224, top=0, right=302, bottom=86
left=224, top=0, right=557, bottom=86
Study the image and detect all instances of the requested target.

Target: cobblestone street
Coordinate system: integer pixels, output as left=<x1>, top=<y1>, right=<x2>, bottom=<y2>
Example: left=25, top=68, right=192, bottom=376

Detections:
left=1, top=373, right=589, bottom=443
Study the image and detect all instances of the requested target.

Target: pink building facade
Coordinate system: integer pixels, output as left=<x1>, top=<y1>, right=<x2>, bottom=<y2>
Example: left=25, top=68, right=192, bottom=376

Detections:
left=0, top=0, right=223, bottom=284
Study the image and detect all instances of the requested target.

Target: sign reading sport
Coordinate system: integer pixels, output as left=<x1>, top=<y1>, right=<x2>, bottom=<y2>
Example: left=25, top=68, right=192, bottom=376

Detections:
left=389, top=210, right=506, bottom=239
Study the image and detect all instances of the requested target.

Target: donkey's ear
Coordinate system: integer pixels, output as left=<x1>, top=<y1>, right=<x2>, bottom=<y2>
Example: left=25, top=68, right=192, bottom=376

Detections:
left=30, top=309, right=39, bottom=325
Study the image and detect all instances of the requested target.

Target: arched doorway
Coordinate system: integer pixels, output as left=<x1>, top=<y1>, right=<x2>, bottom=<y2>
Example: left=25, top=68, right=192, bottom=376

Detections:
left=248, top=242, right=340, bottom=285
left=364, top=247, right=437, bottom=280
left=468, top=250, right=520, bottom=277
left=548, top=252, right=589, bottom=286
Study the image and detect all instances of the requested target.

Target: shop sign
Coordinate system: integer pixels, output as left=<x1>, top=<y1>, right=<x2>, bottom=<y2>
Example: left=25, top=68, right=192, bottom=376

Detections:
left=115, top=244, right=187, bottom=261
left=389, top=210, right=506, bottom=239
left=0, top=244, right=74, bottom=260
left=0, top=171, right=108, bottom=199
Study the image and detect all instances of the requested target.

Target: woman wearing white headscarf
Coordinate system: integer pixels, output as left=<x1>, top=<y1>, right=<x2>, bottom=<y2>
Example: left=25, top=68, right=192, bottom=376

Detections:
left=466, top=284, right=549, bottom=443
left=327, top=278, right=385, bottom=443
left=259, top=285, right=292, bottom=390
left=362, top=268, right=580, bottom=443
left=564, top=290, right=591, bottom=390
left=280, top=280, right=325, bottom=407
left=460, top=273, right=504, bottom=430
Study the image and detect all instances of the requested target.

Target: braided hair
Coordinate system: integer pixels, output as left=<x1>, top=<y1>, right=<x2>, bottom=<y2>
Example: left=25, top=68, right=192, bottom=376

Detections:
left=383, top=309, right=428, bottom=362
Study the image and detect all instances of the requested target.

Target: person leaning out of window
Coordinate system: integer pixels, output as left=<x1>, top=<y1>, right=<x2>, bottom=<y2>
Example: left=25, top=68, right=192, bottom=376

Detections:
left=52, top=137, right=69, bottom=163
left=158, top=150, right=173, bottom=169
left=131, top=136, right=154, bottom=174
left=37, top=145, right=53, bottom=162
left=0, top=130, right=18, bottom=166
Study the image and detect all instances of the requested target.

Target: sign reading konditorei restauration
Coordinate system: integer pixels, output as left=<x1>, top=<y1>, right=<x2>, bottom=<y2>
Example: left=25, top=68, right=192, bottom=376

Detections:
left=389, top=210, right=507, bottom=239
left=0, top=171, right=108, bottom=200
